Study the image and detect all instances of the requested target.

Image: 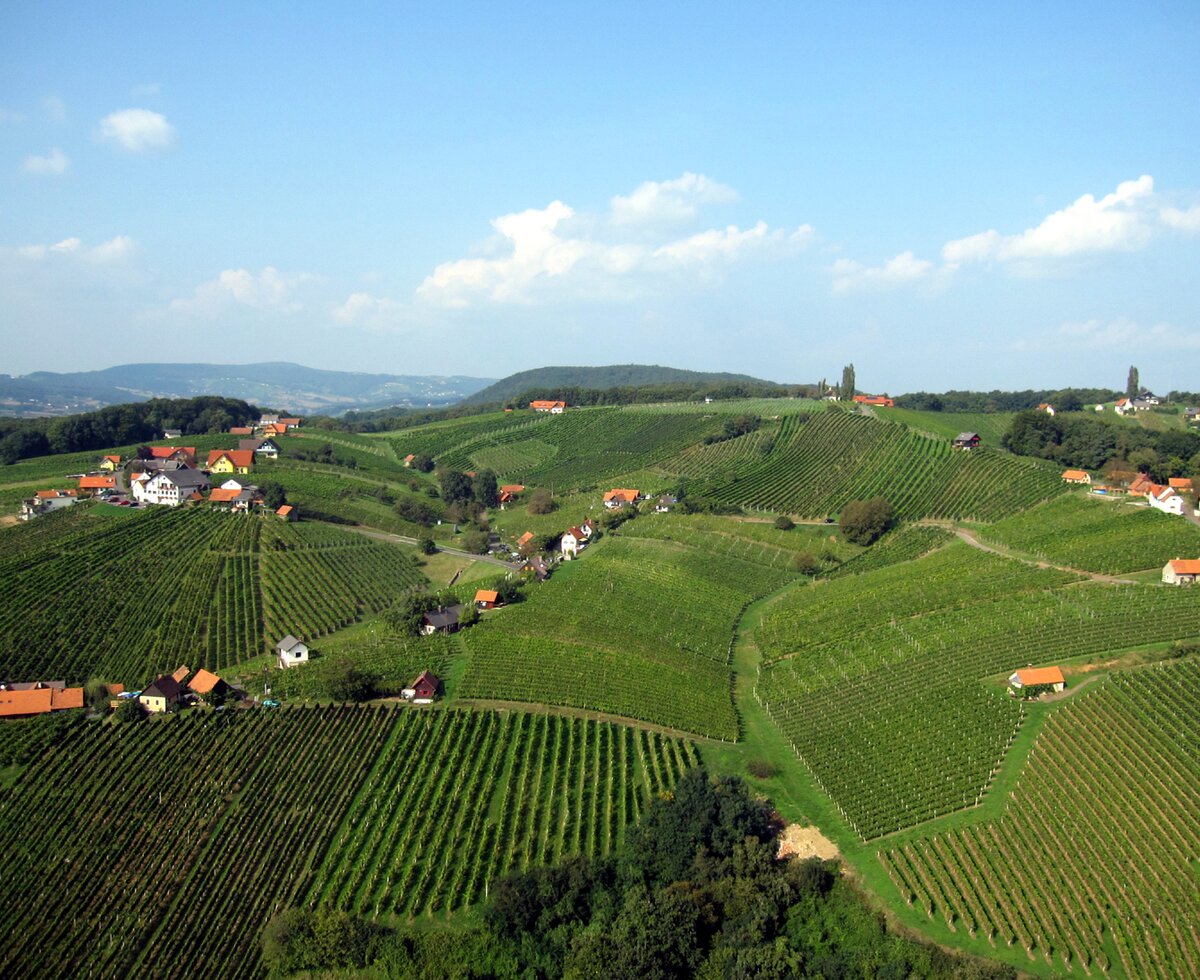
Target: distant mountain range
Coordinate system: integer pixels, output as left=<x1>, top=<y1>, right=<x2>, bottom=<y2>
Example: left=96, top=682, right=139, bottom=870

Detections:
left=0, top=363, right=496, bottom=417
left=461, top=364, right=780, bottom=405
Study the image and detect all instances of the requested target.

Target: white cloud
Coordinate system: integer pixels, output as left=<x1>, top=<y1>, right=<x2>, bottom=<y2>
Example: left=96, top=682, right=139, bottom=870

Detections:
left=14, top=235, right=134, bottom=263
left=611, top=172, right=738, bottom=227
left=23, top=148, right=70, bottom=176
left=97, top=108, right=176, bottom=152
left=41, top=96, right=66, bottom=123
left=417, top=176, right=813, bottom=307
left=943, top=175, right=1156, bottom=266
left=830, top=251, right=934, bottom=293
left=171, top=266, right=310, bottom=314
left=1160, top=205, right=1200, bottom=233
left=1008, top=317, right=1200, bottom=352
left=332, top=292, right=415, bottom=331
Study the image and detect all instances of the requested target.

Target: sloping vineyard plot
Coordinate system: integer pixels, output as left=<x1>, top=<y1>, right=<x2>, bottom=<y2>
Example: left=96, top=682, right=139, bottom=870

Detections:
left=754, top=545, right=1200, bottom=839
left=701, top=410, right=1063, bottom=521
left=881, top=659, right=1200, bottom=978
left=460, top=537, right=793, bottom=738
left=0, top=508, right=426, bottom=684
left=826, top=523, right=954, bottom=578
left=0, top=705, right=695, bottom=980
left=981, top=493, right=1200, bottom=574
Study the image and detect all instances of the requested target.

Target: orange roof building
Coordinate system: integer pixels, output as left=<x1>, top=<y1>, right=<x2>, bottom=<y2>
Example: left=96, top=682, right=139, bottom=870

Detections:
left=206, top=449, right=255, bottom=472
left=1164, top=559, right=1200, bottom=585
left=229, top=426, right=254, bottom=435
left=36, top=489, right=77, bottom=499
left=0, top=683, right=85, bottom=718
left=500, top=484, right=525, bottom=494
left=1168, top=477, right=1194, bottom=491
left=516, top=531, right=535, bottom=548
left=530, top=400, right=566, bottom=413
left=603, top=488, right=640, bottom=508
left=1061, top=469, right=1091, bottom=484
left=149, top=446, right=197, bottom=459
left=852, top=394, right=895, bottom=407
left=277, top=504, right=295, bottom=520
left=1009, top=666, right=1065, bottom=692
left=79, top=475, right=116, bottom=491
left=474, top=589, right=500, bottom=609
left=188, top=669, right=226, bottom=696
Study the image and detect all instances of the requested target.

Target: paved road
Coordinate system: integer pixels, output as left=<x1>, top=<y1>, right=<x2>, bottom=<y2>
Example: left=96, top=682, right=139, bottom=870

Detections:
left=345, top=525, right=523, bottom=570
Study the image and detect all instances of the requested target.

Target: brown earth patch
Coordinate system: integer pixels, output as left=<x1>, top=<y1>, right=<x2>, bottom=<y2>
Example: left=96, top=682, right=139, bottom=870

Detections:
left=777, top=823, right=839, bottom=861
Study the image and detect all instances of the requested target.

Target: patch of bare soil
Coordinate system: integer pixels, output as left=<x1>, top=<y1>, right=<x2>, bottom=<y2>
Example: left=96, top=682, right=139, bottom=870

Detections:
left=777, top=823, right=839, bottom=861
left=0, top=516, right=17, bottom=527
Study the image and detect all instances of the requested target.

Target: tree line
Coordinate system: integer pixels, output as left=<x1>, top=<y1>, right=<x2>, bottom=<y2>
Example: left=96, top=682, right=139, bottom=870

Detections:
left=0, top=396, right=259, bottom=464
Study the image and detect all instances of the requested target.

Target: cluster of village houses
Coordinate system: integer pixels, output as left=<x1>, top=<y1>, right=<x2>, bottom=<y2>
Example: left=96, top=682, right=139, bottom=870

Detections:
left=19, top=414, right=304, bottom=521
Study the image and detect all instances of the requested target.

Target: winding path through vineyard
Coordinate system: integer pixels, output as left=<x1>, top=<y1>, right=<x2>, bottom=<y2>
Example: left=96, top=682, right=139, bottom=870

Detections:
left=949, top=524, right=1140, bottom=584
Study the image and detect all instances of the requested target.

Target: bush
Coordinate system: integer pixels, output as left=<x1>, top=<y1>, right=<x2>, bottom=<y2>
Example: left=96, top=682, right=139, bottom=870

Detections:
left=747, top=759, right=778, bottom=779
left=115, top=698, right=145, bottom=724
left=774, top=515, right=795, bottom=531
left=419, top=537, right=437, bottom=555
left=527, top=488, right=556, bottom=515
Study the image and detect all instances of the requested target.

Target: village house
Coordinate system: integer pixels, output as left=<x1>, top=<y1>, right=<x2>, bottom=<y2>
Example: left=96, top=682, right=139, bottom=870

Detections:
left=1113, top=398, right=1133, bottom=416
left=1148, top=484, right=1185, bottom=517
left=1128, top=473, right=1154, bottom=497
left=78, top=475, right=116, bottom=495
left=402, top=670, right=441, bottom=703
left=278, top=417, right=301, bottom=430
left=530, top=400, right=566, bottom=413
left=1037, top=403, right=1055, bottom=415
left=1061, top=469, right=1091, bottom=485
left=580, top=518, right=597, bottom=539
left=139, top=675, right=183, bottom=714
left=499, top=484, right=525, bottom=507
left=209, top=482, right=263, bottom=512
left=474, top=589, right=500, bottom=610
left=20, top=489, right=78, bottom=521
left=98, top=454, right=122, bottom=472
left=277, top=504, right=297, bottom=521
left=421, top=606, right=462, bottom=636
left=140, top=469, right=211, bottom=506
left=1008, top=666, right=1066, bottom=695
left=561, top=527, right=585, bottom=559
left=603, top=488, right=640, bottom=509
left=275, top=635, right=310, bottom=669
left=149, top=446, right=197, bottom=463
left=239, top=437, right=280, bottom=459
left=0, top=681, right=84, bottom=718
left=1162, top=559, right=1200, bottom=585
left=1168, top=477, right=1194, bottom=493
left=655, top=495, right=678, bottom=513
left=525, top=555, right=551, bottom=581
left=852, top=394, right=895, bottom=408
left=229, top=426, right=254, bottom=436
left=162, top=428, right=183, bottom=440
left=207, top=449, right=255, bottom=475
left=952, top=432, right=981, bottom=450
left=403, top=454, right=416, bottom=467
left=516, top=531, right=536, bottom=552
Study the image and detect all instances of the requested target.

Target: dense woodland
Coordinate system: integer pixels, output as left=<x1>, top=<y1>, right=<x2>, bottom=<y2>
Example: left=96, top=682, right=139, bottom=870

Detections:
left=896, top=388, right=1118, bottom=413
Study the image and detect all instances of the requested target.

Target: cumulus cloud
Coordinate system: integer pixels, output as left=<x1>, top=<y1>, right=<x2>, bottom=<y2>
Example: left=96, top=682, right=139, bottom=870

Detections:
left=23, top=148, right=70, bottom=176
left=943, top=175, right=1156, bottom=266
left=610, top=172, right=738, bottom=227
left=171, top=266, right=310, bottom=314
left=332, top=292, right=414, bottom=330
left=97, top=108, right=176, bottom=152
left=830, top=251, right=934, bottom=293
left=1007, top=318, right=1200, bottom=352
left=416, top=175, right=812, bottom=307
left=14, top=235, right=135, bottom=262
left=1160, top=205, right=1200, bottom=233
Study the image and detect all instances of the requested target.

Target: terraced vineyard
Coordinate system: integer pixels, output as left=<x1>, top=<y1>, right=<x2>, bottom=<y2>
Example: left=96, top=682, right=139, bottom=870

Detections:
left=981, top=493, right=1200, bottom=573
left=826, top=523, right=954, bottom=578
left=880, top=659, right=1200, bottom=978
left=0, top=705, right=693, bottom=979
left=460, top=536, right=795, bottom=738
left=0, top=507, right=426, bottom=684
left=873, top=407, right=1016, bottom=445
left=700, top=410, right=1064, bottom=520
left=753, top=543, right=1200, bottom=839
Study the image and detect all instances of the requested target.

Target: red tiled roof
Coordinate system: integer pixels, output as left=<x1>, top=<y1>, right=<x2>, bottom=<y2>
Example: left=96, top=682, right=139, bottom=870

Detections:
left=475, top=589, right=499, bottom=604
left=103, top=455, right=121, bottom=463
left=1168, top=559, right=1200, bottom=575
left=150, top=446, right=196, bottom=459
left=188, top=669, right=223, bottom=695
left=1061, top=470, right=1089, bottom=481
left=172, top=665, right=191, bottom=684
left=36, top=489, right=77, bottom=499
left=277, top=505, right=294, bottom=516
left=79, top=476, right=116, bottom=490
left=517, top=531, right=534, bottom=546
left=208, top=487, right=243, bottom=503
left=500, top=484, right=525, bottom=494
left=1014, top=666, right=1065, bottom=687
left=530, top=400, right=566, bottom=410
left=207, top=449, right=254, bottom=468
left=603, top=488, right=639, bottom=503
left=1168, top=477, right=1193, bottom=490
left=229, top=426, right=253, bottom=435
left=51, top=687, right=83, bottom=710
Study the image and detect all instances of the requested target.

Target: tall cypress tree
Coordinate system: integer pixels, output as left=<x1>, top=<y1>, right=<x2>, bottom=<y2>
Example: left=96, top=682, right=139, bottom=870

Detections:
left=841, top=363, right=856, bottom=401
left=1126, top=365, right=1139, bottom=400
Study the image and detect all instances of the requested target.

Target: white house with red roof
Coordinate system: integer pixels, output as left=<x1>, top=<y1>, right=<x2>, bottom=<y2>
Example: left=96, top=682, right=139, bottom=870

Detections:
left=1163, top=559, right=1200, bottom=585
left=1147, top=483, right=1185, bottom=517
left=561, top=527, right=585, bottom=559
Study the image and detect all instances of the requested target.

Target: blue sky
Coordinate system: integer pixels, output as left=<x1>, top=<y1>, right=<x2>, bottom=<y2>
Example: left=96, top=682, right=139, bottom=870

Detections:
left=2, top=2, right=1198, bottom=392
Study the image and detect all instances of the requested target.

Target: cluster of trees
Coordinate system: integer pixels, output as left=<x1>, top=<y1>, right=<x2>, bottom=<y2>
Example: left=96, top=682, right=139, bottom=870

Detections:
left=505, top=380, right=807, bottom=409
left=703, top=414, right=761, bottom=445
left=0, top=396, right=259, bottom=464
left=273, top=769, right=1013, bottom=978
left=383, top=581, right=522, bottom=636
left=896, top=388, right=1118, bottom=413
left=1003, top=411, right=1200, bottom=478
left=285, top=442, right=359, bottom=469
left=839, top=496, right=895, bottom=545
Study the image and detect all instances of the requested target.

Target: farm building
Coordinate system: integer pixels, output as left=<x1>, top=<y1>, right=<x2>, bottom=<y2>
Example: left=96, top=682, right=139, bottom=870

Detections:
left=603, top=488, right=640, bottom=509
left=406, top=670, right=442, bottom=703
left=276, top=504, right=296, bottom=521
left=20, top=490, right=78, bottom=521
left=78, top=475, right=116, bottom=494
left=229, top=426, right=254, bottom=436
left=852, top=395, right=895, bottom=407
left=1168, top=477, right=1194, bottom=493
left=139, top=469, right=211, bottom=506
left=1128, top=473, right=1154, bottom=497
left=1163, top=559, right=1200, bottom=585
left=1061, top=469, right=1091, bottom=485
left=516, top=531, right=536, bottom=551
left=421, top=606, right=462, bottom=636
left=952, top=432, right=981, bottom=450
left=1008, top=666, right=1066, bottom=694
left=530, top=400, right=566, bottom=413
left=1037, top=403, right=1056, bottom=415
left=140, top=675, right=183, bottom=714
left=275, top=635, right=310, bottom=669
left=0, top=682, right=84, bottom=718
left=475, top=589, right=500, bottom=610
left=208, top=485, right=262, bottom=512
left=188, top=669, right=229, bottom=699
